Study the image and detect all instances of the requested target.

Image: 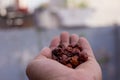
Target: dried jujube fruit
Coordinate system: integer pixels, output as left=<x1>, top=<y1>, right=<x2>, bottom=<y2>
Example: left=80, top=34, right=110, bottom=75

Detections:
left=52, top=44, right=88, bottom=68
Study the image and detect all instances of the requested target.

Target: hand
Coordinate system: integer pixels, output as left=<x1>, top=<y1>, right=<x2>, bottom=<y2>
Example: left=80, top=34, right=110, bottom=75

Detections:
left=26, top=32, right=102, bottom=80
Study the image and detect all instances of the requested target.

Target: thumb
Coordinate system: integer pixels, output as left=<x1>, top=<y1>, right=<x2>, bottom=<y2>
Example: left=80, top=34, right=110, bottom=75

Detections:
left=78, top=37, right=95, bottom=58
left=75, top=37, right=101, bottom=74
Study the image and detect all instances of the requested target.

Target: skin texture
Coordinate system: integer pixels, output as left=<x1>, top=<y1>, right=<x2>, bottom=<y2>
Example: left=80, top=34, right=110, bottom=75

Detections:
left=26, top=32, right=102, bottom=80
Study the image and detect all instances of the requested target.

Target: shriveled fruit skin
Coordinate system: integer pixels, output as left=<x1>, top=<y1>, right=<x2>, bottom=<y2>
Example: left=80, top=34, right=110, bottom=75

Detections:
left=52, top=44, right=88, bottom=68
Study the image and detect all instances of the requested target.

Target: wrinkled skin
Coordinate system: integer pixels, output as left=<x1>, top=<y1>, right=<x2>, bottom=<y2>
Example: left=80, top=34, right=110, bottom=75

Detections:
left=26, top=32, right=102, bottom=80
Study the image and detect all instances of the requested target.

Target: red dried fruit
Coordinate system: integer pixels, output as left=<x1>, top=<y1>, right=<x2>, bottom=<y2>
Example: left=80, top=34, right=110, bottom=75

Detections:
left=70, top=56, right=79, bottom=66
left=52, top=44, right=88, bottom=68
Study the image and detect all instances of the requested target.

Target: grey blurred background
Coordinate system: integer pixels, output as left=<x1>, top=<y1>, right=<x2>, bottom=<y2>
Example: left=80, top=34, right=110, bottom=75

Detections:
left=0, top=0, right=120, bottom=80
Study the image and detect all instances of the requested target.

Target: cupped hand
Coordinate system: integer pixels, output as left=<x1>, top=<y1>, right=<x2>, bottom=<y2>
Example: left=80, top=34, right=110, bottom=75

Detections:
left=26, top=32, right=102, bottom=80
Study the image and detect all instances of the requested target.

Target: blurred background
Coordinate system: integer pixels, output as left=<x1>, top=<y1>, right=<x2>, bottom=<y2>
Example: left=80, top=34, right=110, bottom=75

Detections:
left=0, top=0, right=120, bottom=80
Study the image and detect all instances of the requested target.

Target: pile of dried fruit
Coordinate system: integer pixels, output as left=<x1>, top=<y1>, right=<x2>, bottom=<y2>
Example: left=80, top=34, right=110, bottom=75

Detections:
left=52, top=44, right=88, bottom=68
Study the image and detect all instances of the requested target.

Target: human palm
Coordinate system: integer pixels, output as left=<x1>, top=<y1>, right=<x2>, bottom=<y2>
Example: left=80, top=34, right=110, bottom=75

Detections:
left=26, top=32, right=102, bottom=80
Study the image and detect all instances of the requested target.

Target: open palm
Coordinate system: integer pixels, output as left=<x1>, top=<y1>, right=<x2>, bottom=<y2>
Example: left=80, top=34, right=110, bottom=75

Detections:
left=26, top=32, right=102, bottom=80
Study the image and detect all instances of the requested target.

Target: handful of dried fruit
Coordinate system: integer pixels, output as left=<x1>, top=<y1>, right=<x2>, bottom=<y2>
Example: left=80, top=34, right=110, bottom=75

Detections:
left=52, top=44, right=88, bottom=68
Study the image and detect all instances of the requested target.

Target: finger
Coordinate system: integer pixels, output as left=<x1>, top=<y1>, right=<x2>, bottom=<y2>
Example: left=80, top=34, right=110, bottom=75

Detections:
left=70, top=34, right=79, bottom=46
left=49, top=36, right=60, bottom=50
left=60, top=31, right=70, bottom=47
left=78, top=37, right=95, bottom=58
left=75, top=37, right=100, bottom=74
left=35, top=47, right=52, bottom=59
